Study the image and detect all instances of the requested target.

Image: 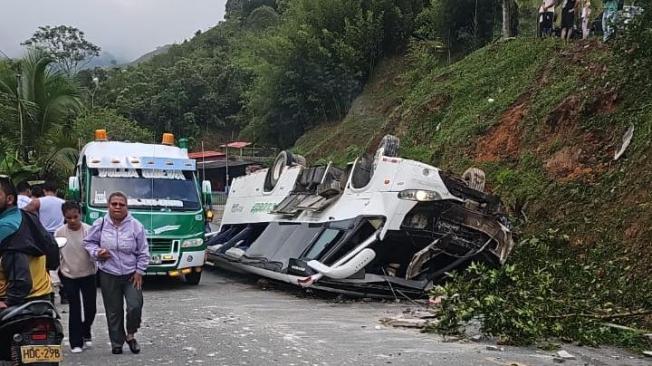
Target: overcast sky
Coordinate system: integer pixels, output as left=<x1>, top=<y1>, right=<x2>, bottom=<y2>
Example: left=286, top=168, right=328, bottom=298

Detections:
left=0, top=0, right=228, bottom=61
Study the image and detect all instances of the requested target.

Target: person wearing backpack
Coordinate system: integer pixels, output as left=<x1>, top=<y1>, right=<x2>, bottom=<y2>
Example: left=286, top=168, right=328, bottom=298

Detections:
left=0, top=177, right=57, bottom=309
left=84, top=192, right=149, bottom=355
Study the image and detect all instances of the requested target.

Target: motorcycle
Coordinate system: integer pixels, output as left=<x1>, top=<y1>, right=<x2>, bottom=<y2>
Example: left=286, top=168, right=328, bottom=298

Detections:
left=0, top=238, right=67, bottom=365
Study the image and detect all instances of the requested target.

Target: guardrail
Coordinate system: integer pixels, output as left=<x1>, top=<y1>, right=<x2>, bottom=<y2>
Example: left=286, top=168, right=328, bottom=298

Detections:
left=211, top=192, right=228, bottom=206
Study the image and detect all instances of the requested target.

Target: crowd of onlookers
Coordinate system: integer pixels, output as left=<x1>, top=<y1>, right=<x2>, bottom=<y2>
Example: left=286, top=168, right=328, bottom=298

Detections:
left=4, top=180, right=147, bottom=356
left=538, top=0, right=626, bottom=41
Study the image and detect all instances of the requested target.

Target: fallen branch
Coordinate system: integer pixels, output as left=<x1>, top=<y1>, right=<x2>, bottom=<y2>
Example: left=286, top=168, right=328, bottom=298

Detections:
left=546, top=310, right=652, bottom=320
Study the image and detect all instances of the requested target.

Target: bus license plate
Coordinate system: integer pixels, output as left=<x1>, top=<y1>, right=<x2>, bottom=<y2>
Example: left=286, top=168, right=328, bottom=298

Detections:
left=20, top=345, right=62, bottom=363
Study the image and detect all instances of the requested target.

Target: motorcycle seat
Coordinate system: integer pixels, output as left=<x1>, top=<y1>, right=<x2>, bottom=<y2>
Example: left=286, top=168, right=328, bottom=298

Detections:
left=0, top=300, right=58, bottom=322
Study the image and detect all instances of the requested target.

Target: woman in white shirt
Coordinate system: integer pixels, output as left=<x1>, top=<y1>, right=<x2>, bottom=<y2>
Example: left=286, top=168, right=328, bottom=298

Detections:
left=55, top=201, right=97, bottom=354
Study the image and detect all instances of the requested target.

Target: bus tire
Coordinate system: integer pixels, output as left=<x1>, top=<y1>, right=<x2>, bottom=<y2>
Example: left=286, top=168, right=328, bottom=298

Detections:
left=264, top=150, right=294, bottom=192
left=184, top=271, right=202, bottom=285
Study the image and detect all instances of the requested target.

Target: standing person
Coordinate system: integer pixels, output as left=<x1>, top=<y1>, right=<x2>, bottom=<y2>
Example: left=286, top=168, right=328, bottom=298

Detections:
left=55, top=201, right=96, bottom=354
left=561, top=0, right=578, bottom=41
left=581, top=0, right=592, bottom=39
left=30, top=186, right=44, bottom=198
left=603, top=0, right=618, bottom=41
left=539, top=0, right=556, bottom=37
left=84, top=192, right=149, bottom=355
left=24, top=181, right=66, bottom=303
left=23, top=181, right=65, bottom=235
left=0, top=177, right=56, bottom=309
left=16, top=181, right=31, bottom=209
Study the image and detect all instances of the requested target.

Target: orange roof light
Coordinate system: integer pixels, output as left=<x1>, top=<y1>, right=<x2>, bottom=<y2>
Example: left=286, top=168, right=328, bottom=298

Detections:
left=95, top=129, right=107, bottom=141
left=162, top=133, right=175, bottom=146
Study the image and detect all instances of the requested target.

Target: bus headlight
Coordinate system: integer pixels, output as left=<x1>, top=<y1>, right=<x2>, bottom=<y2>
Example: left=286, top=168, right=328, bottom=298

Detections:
left=398, top=189, right=442, bottom=202
left=181, top=238, right=204, bottom=248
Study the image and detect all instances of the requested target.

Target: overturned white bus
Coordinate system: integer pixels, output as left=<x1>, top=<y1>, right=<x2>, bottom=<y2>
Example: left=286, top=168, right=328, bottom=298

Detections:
left=206, top=136, right=514, bottom=297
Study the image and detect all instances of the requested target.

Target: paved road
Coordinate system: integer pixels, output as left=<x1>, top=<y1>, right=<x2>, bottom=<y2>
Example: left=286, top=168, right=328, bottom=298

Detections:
left=59, top=269, right=650, bottom=366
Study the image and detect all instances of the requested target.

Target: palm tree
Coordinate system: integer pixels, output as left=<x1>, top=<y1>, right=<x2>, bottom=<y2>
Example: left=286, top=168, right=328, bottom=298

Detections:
left=0, top=49, right=83, bottom=179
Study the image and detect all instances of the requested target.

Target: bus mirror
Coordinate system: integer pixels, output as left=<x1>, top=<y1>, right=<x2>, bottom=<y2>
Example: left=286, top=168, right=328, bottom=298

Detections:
left=202, top=180, right=212, bottom=205
left=67, top=176, right=80, bottom=201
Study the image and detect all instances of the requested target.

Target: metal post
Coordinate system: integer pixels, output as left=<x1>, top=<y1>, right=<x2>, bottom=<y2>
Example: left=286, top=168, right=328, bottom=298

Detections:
left=225, top=143, right=229, bottom=193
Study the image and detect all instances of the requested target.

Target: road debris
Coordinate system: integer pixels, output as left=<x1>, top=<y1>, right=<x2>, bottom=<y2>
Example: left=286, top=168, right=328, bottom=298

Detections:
left=614, top=124, right=634, bottom=160
left=486, top=346, right=504, bottom=351
left=556, top=350, right=576, bottom=360
left=642, top=351, right=652, bottom=357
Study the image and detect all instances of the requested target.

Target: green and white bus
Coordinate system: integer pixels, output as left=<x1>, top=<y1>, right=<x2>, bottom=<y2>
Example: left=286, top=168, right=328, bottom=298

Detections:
left=68, top=130, right=212, bottom=284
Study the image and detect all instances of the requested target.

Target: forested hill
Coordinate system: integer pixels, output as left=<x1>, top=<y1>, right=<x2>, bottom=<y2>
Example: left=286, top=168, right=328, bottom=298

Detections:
left=83, top=0, right=435, bottom=147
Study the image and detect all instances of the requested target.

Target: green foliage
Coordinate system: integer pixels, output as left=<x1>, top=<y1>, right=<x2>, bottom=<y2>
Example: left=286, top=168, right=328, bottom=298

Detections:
left=0, top=152, right=40, bottom=184
left=241, top=0, right=424, bottom=147
left=430, top=231, right=652, bottom=348
left=21, top=25, right=101, bottom=75
left=614, top=0, right=652, bottom=80
left=72, top=108, right=154, bottom=145
left=246, top=5, right=280, bottom=30
left=95, top=20, right=251, bottom=141
left=0, top=49, right=83, bottom=176
left=415, top=0, right=500, bottom=54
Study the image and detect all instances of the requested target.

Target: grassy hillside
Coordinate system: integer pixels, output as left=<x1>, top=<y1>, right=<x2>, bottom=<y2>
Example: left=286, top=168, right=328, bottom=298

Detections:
left=296, top=38, right=652, bottom=347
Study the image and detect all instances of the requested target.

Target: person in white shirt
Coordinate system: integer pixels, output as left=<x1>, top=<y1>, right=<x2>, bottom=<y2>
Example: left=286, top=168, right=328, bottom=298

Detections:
left=582, top=0, right=592, bottom=39
left=16, top=181, right=32, bottom=209
left=539, top=0, right=556, bottom=37
left=23, top=181, right=65, bottom=235
left=55, top=201, right=96, bottom=354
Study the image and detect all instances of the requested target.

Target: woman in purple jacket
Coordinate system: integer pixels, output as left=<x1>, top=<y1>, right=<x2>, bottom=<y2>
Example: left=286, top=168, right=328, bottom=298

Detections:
left=84, top=192, right=149, bottom=355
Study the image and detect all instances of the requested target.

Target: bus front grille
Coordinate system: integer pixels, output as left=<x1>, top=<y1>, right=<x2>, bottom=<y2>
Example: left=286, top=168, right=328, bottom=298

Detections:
left=149, top=239, right=177, bottom=253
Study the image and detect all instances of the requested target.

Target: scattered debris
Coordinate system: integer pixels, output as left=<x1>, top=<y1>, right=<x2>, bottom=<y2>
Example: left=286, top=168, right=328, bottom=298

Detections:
left=380, top=309, right=437, bottom=329
left=379, top=317, right=428, bottom=329
left=443, top=336, right=462, bottom=342
left=470, top=335, right=483, bottom=342
left=614, top=124, right=634, bottom=160
left=556, top=350, right=576, bottom=360
left=486, top=345, right=504, bottom=351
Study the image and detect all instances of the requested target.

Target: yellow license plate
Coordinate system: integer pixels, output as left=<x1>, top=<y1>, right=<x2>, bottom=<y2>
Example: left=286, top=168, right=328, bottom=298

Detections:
left=20, top=345, right=62, bottom=364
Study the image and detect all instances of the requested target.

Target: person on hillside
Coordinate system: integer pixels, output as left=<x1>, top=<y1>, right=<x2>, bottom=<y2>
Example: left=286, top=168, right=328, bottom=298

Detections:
left=539, top=0, right=556, bottom=37
left=55, top=201, right=96, bottom=354
left=603, top=0, right=618, bottom=41
left=561, top=0, right=578, bottom=41
left=84, top=192, right=149, bottom=355
left=0, top=177, right=56, bottom=310
left=581, top=0, right=592, bottom=39
left=23, top=181, right=66, bottom=303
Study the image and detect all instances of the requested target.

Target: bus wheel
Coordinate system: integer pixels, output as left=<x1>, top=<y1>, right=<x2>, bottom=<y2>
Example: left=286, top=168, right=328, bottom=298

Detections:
left=184, top=271, right=202, bottom=285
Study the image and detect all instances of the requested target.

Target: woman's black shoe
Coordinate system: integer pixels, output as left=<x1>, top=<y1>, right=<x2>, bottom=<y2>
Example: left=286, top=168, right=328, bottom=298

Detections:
left=126, top=338, right=140, bottom=354
left=112, top=346, right=123, bottom=354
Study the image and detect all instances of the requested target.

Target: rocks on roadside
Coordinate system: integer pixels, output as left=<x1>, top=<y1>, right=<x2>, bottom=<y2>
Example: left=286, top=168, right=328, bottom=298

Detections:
left=556, top=350, right=576, bottom=360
